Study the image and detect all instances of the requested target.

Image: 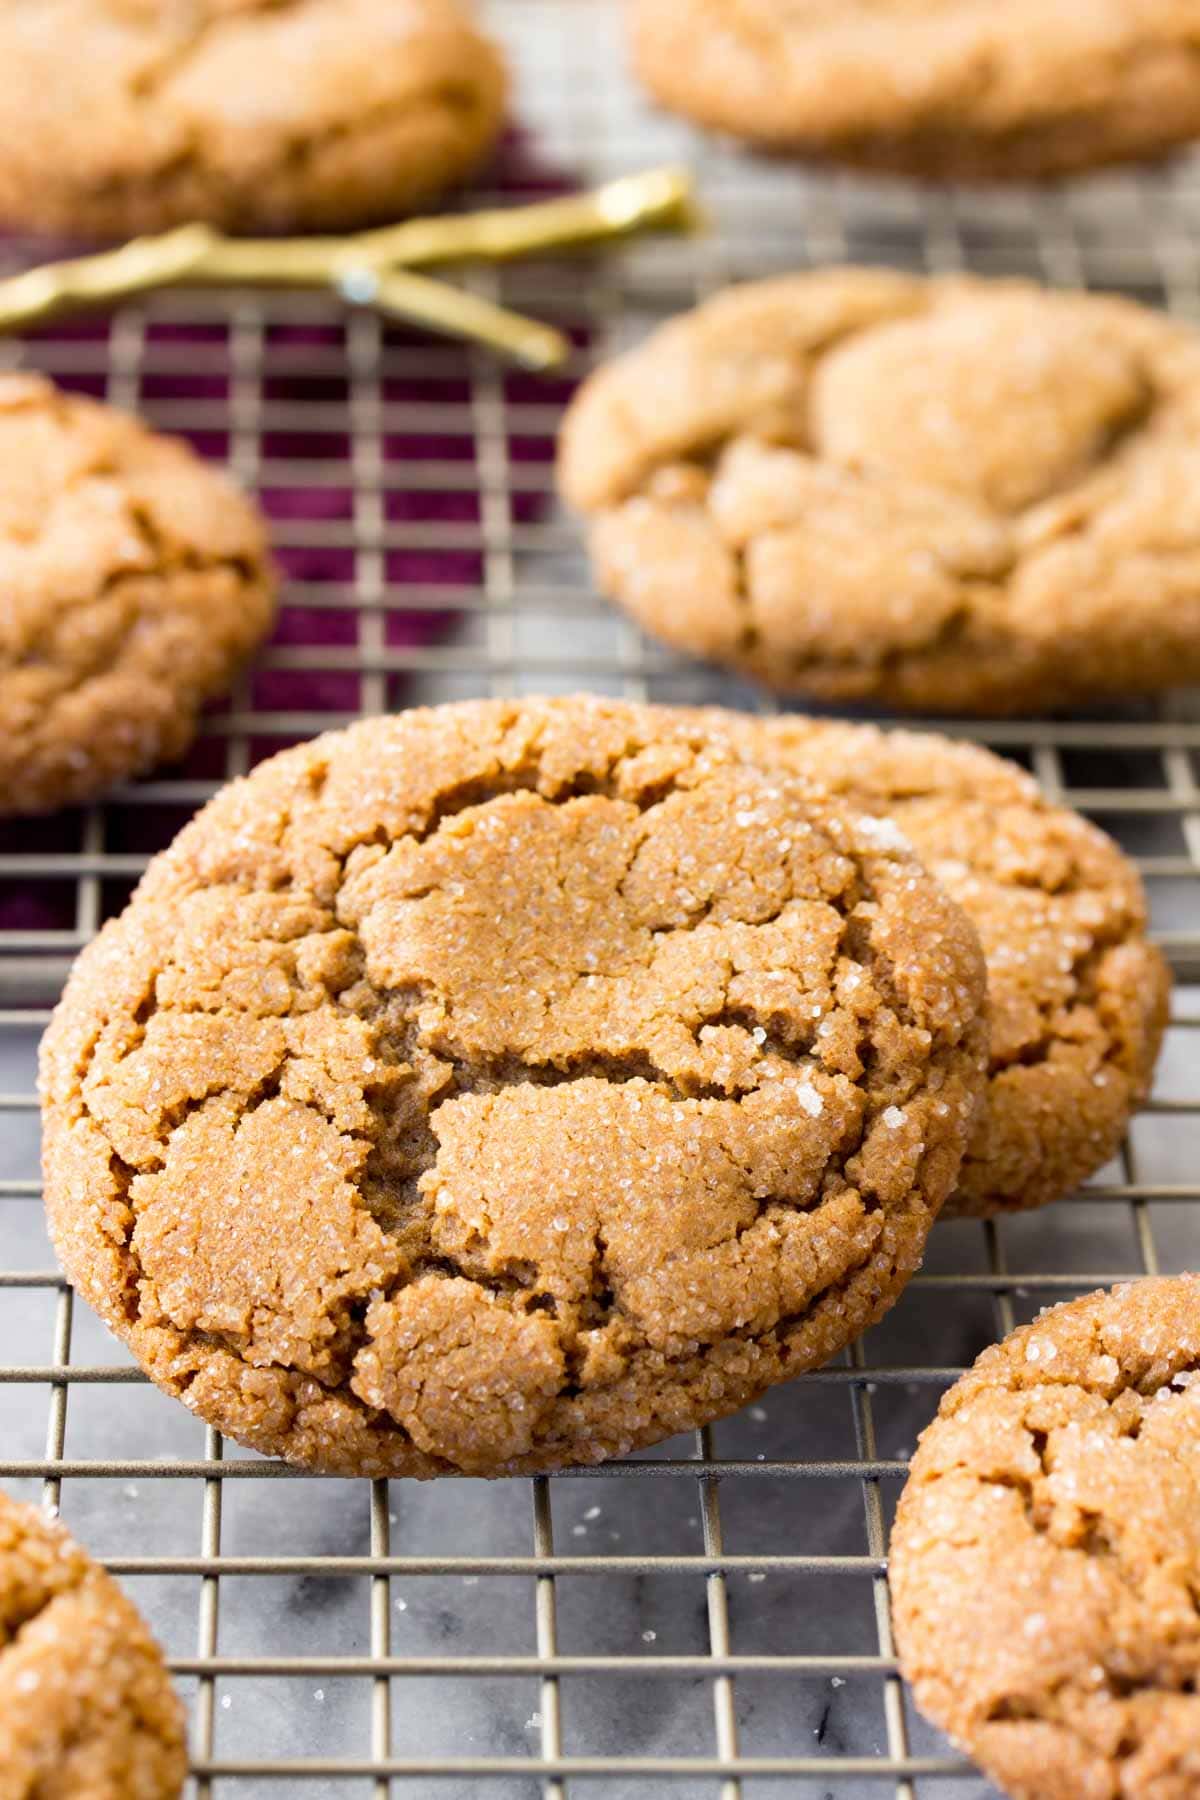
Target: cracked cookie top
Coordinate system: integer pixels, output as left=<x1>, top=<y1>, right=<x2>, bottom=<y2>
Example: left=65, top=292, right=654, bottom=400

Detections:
left=0, top=1491, right=186, bottom=1798
left=676, top=710, right=1170, bottom=1218
left=40, top=696, right=987, bottom=1477
left=0, top=0, right=507, bottom=236
left=629, top=0, right=1200, bottom=181
left=559, top=270, right=1200, bottom=714
left=0, top=374, right=275, bottom=816
left=890, top=1275, right=1200, bottom=1800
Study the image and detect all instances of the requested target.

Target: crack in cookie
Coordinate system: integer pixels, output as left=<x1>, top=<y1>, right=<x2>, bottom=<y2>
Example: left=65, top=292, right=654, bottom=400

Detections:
left=667, top=709, right=1170, bottom=1218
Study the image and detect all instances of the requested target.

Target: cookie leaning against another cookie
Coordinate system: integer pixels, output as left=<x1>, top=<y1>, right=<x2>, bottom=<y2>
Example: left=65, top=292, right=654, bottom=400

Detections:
left=0, top=373, right=276, bottom=817
left=40, top=696, right=987, bottom=1478
left=0, top=1491, right=186, bottom=1799
left=629, top=0, right=1200, bottom=182
left=0, top=0, right=507, bottom=237
left=683, top=711, right=1170, bottom=1218
left=559, top=269, right=1200, bottom=715
left=890, top=1275, right=1200, bottom=1800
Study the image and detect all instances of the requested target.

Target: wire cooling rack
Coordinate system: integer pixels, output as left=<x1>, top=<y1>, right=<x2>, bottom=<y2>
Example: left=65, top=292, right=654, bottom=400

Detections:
left=3, top=3, right=1200, bottom=1795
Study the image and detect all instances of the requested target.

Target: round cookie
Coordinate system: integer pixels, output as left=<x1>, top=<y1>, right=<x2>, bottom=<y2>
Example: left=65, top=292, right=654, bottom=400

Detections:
left=0, top=373, right=276, bottom=817
left=39, top=696, right=987, bottom=1478
left=890, top=1276, right=1200, bottom=1800
left=0, top=1491, right=186, bottom=1798
left=682, top=710, right=1170, bottom=1218
left=629, top=0, right=1200, bottom=182
left=559, top=269, right=1200, bottom=715
left=0, top=0, right=507, bottom=237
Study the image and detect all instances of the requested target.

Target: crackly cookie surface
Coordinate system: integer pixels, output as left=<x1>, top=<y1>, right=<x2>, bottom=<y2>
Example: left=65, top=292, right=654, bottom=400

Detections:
left=682, top=711, right=1169, bottom=1217
left=0, top=373, right=275, bottom=816
left=559, top=270, right=1200, bottom=714
left=891, top=1276, right=1200, bottom=1800
left=0, top=0, right=507, bottom=236
left=629, top=0, right=1200, bottom=181
left=40, top=696, right=987, bottom=1477
left=0, top=1491, right=186, bottom=1800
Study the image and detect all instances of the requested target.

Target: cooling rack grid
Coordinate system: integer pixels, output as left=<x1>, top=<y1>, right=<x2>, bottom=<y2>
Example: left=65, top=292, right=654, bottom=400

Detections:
left=2, top=3, right=1200, bottom=1794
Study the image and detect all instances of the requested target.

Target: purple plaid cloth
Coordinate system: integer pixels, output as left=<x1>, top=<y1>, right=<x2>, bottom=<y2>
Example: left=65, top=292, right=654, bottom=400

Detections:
left=1, top=131, right=589, bottom=936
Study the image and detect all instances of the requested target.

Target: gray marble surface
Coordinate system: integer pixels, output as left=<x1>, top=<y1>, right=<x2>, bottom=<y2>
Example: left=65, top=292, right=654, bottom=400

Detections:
left=5, top=998, right=1200, bottom=1799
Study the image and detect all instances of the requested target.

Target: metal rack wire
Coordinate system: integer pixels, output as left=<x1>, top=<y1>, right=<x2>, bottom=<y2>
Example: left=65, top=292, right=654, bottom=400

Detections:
left=2, top=2, right=1200, bottom=1793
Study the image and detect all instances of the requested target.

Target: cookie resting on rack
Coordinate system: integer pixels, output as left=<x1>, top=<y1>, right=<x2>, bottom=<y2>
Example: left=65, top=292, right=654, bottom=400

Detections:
left=39, top=696, right=987, bottom=1478
left=559, top=268, right=1200, bottom=715
left=0, top=373, right=275, bottom=818
left=0, top=1490, right=186, bottom=1800
left=683, top=711, right=1170, bottom=1219
left=890, top=1275, right=1200, bottom=1800
left=629, top=0, right=1200, bottom=181
left=0, top=0, right=507, bottom=237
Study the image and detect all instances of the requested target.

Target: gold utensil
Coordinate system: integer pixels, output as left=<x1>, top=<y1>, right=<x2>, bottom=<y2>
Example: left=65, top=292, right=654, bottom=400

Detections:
left=0, top=167, right=698, bottom=370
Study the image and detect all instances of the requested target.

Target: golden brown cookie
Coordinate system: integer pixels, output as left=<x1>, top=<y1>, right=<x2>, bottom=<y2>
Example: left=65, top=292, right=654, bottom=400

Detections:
left=0, top=373, right=275, bottom=817
left=629, top=0, right=1200, bottom=181
left=680, top=711, right=1170, bottom=1218
left=0, top=0, right=507, bottom=237
left=559, top=269, right=1200, bottom=715
left=890, top=1276, right=1200, bottom=1800
left=39, top=696, right=987, bottom=1478
left=0, top=1491, right=186, bottom=1799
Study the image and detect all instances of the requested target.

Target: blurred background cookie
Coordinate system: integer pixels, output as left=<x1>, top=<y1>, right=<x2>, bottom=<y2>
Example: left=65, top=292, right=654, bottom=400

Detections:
left=629, top=0, right=1200, bottom=181
left=0, top=1489, right=186, bottom=1797
left=0, top=373, right=275, bottom=816
left=0, top=0, right=507, bottom=237
left=560, top=269, right=1200, bottom=714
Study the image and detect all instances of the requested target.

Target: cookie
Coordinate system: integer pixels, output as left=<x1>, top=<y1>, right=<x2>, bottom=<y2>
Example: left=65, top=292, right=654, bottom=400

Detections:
left=629, top=0, right=1200, bottom=182
left=0, top=0, right=507, bottom=237
left=0, top=1490, right=186, bottom=1799
left=39, top=696, right=987, bottom=1478
left=890, top=1276, right=1200, bottom=1800
left=559, top=269, right=1200, bottom=715
left=0, top=373, right=275, bottom=817
left=682, top=711, right=1170, bottom=1218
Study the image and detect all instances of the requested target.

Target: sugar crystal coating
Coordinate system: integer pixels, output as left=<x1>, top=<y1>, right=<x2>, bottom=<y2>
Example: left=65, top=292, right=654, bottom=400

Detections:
left=891, top=1276, right=1200, bottom=1800
left=0, top=372, right=275, bottom=816
left=0, top=1491, right=186, bottom=1798
left=40, top=696, right=988, bottom=1477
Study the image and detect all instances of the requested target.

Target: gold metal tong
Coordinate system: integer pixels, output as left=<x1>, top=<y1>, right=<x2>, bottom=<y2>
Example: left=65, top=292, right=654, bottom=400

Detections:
left=0, top=167, right=698, bottom=370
